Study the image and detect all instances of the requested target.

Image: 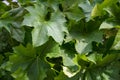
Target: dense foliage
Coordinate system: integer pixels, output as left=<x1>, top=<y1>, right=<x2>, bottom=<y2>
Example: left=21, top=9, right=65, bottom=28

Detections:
left=0, top=0, right=120, bottom=80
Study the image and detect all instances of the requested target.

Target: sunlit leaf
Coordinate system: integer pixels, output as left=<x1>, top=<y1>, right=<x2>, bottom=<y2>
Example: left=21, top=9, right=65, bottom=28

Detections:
left=22, top=3, right=67, bottom=47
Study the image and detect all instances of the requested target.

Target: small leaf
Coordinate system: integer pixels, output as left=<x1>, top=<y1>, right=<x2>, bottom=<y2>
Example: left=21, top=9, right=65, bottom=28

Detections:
left=11, top=68, right=29, bottom=80
left=91, top=4, right=102, bottom=18
left=63, top=66, right=78, bottom=78
left=75, top=40, right=92, bottom=54
left=78, top=0, right=93, bottom=21
left=111, top=30, right=120, bottom=50
left=99, top=19, right=120, bottom=30
left=64, top=1, right=84, bottom=21
left=54, top=71, right=72, bottom=80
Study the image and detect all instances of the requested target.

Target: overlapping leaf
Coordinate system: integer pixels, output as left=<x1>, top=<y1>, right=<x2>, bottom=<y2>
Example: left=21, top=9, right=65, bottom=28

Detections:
left=22, top=3, right=67, bottom=47
left=111, top=30, right=120, bottom=50
left=46, top=42, right=80, bottom=77
left=8, top=44, right=50, bottom=80
left=91, top=0, right=118, bottom=18
left=78, top=0, right=93, bottom=21
left=66, top=28, right=103, bottom=54
left=0, top=0, right=120, bottom=80
left=0, top=7, right=25, bottom=42
left=84, top=53, right=120, bottom=80
left=60, top=0, right=84, bottom=21
left=99, top=19, right=120, bottom=29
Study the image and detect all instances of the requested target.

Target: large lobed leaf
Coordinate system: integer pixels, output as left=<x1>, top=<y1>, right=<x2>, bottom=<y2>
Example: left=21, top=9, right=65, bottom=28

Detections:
left=8, top=44, right=50, bottom=80
left=22, top=3, right=67, bottom=47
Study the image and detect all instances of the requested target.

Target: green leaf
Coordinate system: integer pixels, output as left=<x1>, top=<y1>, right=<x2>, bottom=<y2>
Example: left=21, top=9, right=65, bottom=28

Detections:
left=54, top=71, right=71, bottom=80
left=0, top=7, right=25, bottom=42
left=32, top=25, right=48, bottom=47
left=100, top=20, right=115, bottom=29
left=44, top=69, right=55, bottom=80
left=11, top=68, right=29, bottom=80
left=47, top=0, right=60, bottom=11
left=66, top=20, right=103, bottom=54
left=99, top=19, right=120, bottom=30
left=13, top=44, right=36, bottom=57
left=84, top=71, right=93, bottom=80
left=91, top=4, right=103, bottom=18
left=75, top=31, right=103, bottom=54
left=61, top=48, right=79, bottom=77
left=10, top=25, right=25, bottom=43
left=78, top=0, right=93, bottom=21
left=1, top=0, right=120, bottom=79
left=54, top=71, right=80, bottom=80
left=87, top=53, right=118, bottom=66
left=0, top=22, right=25, bottom=42
left=9, top=41, right=62, bottom=80
left=46, top=44, right=61, bottom=58
left=76, top=53, right=120, bottom=80
left=9, top=44, right=36, bottom=71
left=47, top=43, right=79, bottom=77
left=47, top=43, right=77, bottom=67
left=0, top=1, right=10, bottom=16
left=75, top=40, right=92, bottom=54
left=22, top=3, right=67, bottom=47
left=104, top=3, right=120, bottom=20
left=62, top=66, right=79, bottom=78
left=84, top=60, right=120, bottom=80
left=91, top=0, right=118, bottom=18
left=62, top=0, right=84, bottom=21
left=9, top=44, right=50, bottom=80
left=27, top=57, right=49, bottom=80
left=111, top=30, right=120, bottom=50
